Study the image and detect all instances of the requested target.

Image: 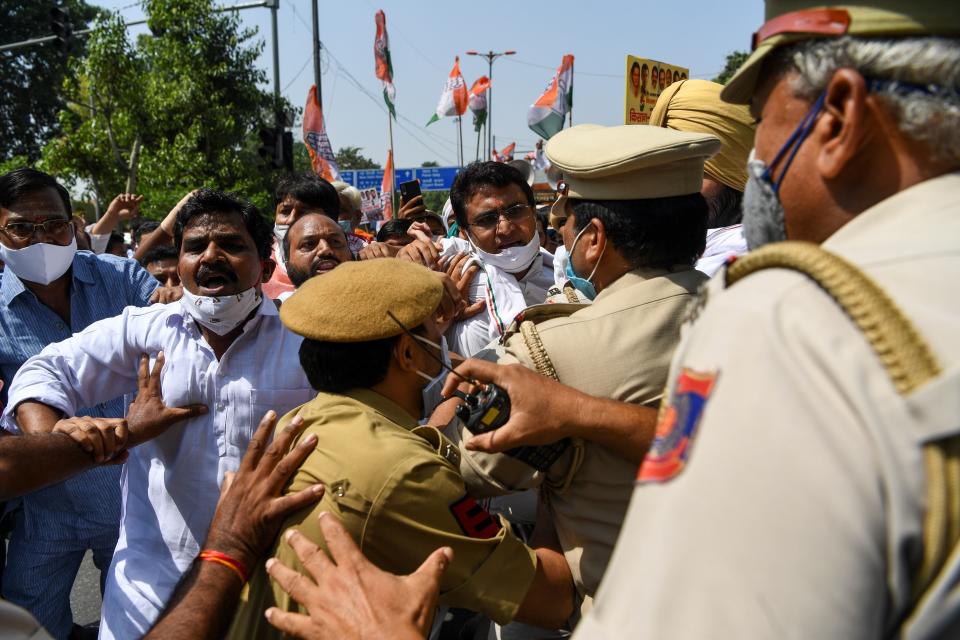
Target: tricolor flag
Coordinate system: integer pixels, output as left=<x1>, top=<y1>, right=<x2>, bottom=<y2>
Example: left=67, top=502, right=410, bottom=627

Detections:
left=381, top=149, right=394, bottom=220
left=492, top=141, right=515, bottom=162
left=527, top=54, right=574, bottom=140
left=374, top=10, right=396, bottom=118
left=469, top=76, right=490, bottom=133
left=303, top=85, right=340, bottom=181
left=427, top=57, right=468, bottom=126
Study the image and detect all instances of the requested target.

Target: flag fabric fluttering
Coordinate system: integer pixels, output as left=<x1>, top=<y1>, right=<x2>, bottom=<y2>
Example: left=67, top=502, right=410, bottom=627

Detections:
left=468, top=76, right=490, bottom=133
left=374, top=10, right=396, bottom=118
left=381, top=149, right=394, bottom=220
left=491, top=142, right=515, bottom=162
left=303, top=85, right=340, bottom=181
left=427, top=57, right=468, bottom=126
left=527, top=54, right=574, bottom=140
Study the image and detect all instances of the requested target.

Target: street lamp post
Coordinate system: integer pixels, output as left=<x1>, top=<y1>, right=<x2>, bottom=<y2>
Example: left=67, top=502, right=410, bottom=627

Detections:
left=466, top=49, right=515, bottom=160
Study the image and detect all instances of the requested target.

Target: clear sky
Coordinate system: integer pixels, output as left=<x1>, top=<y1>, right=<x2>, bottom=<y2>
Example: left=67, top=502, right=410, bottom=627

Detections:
left=95, top=0, right=763, bottom=168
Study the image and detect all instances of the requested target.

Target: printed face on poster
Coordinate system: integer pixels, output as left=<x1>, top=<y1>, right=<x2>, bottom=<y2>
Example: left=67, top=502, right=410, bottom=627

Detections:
left=624, top=55, right=689, bottom=125
left=360, top=187, right=382, bottom=224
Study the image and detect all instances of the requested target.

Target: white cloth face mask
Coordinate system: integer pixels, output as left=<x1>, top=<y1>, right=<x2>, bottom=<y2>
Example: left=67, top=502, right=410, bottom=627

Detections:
left=0, top=236, right=77, bottom=285
left=468, top=230, right=541, bottom=274
left=180, top=286, right=263, bottom=336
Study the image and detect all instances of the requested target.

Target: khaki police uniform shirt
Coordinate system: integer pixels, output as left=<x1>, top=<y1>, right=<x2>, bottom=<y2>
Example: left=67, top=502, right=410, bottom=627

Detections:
left=454, top=266, right=708, bottom=603
left=229, top=389, right=537, bottom=638
left=576, top=172, right=960, bottom=639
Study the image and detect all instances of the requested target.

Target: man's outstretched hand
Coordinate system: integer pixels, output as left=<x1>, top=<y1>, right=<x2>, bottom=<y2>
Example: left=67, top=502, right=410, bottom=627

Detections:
left=204, top=411, right=324, bottom=572
left=441, top=358, right=579, bottom=453
left=264, top=512, right=451, bottom=640
left=125, top=352, right=208, bottom=447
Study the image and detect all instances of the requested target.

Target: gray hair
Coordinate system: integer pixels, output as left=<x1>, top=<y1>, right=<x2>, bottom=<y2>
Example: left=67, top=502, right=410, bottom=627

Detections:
left=771, top=36, right=960, bottom=164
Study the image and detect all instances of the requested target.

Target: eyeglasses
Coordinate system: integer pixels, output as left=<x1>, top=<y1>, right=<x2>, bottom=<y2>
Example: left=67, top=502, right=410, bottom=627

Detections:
left=468, top=203, right=533, bottom=231
left=0, top=218, right=73, bottom=242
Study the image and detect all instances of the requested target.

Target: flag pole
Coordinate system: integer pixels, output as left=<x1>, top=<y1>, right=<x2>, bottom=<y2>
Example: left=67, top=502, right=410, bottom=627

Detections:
left=388, top=112, right=396, bottom=215
left=457, top=115, right=464, bottom=167
left=475, top=121, right=481, bottom=162
left=568, top=57, right=574, bottom=127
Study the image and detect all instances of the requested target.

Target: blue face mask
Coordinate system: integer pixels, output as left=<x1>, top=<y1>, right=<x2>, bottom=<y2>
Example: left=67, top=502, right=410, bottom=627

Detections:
left=743, top=92, right=825, bottom=250
left=564, top=222, right=606, bottom=300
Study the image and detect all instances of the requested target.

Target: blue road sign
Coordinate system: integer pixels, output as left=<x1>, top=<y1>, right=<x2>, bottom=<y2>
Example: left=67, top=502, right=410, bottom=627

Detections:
left=339, top=166, right=460, bottom=191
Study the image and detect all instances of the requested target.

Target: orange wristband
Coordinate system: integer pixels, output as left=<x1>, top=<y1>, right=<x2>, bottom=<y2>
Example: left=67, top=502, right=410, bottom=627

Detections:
left=198, top=549, right=248, bottom=584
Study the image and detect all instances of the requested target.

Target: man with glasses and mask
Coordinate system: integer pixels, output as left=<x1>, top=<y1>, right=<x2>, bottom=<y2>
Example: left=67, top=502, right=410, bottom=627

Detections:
left=398, top=162, right=555, bottom=357
left=228, top=259, right=576, bottom=638
left=4, top=188, right=315, bottom=639
left=0, top=168, right=178, bottom=639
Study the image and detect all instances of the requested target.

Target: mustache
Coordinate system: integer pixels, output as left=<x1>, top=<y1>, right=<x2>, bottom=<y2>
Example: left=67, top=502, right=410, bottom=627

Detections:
left=310, top=252, right=341, bottom=270
left=196, top=264, right=237, bottom=283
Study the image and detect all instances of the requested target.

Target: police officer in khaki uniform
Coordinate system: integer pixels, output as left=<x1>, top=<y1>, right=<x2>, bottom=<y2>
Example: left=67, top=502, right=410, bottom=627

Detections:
left=448, top=125, right=721, bottom=612
left=228, top=259, right=575, bottom=638
left=563, top=1, right=960, bottom=637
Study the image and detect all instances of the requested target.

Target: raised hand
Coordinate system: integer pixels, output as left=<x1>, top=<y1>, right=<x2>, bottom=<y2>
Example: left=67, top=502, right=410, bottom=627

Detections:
left=108, top=193, right=145, bottom=221
left=443, top=252, right=484, bottom=321
left=397, top=194, right=427, bottom=220
left=126, top=352, right=208, bottom=447
left=264, top=512, right=451, bottom=640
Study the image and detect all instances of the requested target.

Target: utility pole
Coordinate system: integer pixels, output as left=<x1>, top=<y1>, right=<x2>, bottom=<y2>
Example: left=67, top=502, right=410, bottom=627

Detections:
left=466, top=49, right=515, bottom=161
left=267, top=0, right=281, bottom=128
left=311, top=0, right=321, bottom=104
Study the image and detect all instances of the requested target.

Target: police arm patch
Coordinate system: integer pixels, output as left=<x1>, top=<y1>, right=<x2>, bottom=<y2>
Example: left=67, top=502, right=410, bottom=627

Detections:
left=638, top=368, right=717, bottom=483
left=450, top=495, right=502, bottom=539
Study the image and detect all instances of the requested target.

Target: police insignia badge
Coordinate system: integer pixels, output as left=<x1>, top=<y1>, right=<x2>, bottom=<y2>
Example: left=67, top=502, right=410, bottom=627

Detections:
left=638, top=368, right=717, bottom=483
left=450, top=495, right=502, bottom=539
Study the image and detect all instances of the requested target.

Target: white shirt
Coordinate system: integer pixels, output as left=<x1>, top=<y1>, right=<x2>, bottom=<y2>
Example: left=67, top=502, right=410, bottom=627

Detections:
left=695, top=224, right=747, bottom=277
left=4, top=299, right=314, bottom=639
left=440, top=237, right=555, bottom=357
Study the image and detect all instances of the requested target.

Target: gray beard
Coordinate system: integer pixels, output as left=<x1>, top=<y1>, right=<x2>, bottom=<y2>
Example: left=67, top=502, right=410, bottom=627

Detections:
left=742, top=173, right=788, bottom=250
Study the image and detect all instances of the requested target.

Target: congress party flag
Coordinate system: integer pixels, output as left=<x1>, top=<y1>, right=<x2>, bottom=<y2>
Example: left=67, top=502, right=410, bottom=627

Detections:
left=469, top=76, right=490, bottom=133
left=381, top=149, right=394, bottom=220
left=303, top=85, right=339, bottom=181
left=491, top=142, right=515, bottom=162
left=427, top=57, right=468, bottom=126
left=374, top=10, right=396, bottom=118
left=527, top=54, right=574, bottom=140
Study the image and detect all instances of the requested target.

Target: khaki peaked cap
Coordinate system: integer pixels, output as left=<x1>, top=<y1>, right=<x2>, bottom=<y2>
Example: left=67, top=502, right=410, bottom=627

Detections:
left=545, top=124, right=721, bottom=200
left=280, top=258, right=443, bottom=342
left=723, top=0, right=960, bottom=104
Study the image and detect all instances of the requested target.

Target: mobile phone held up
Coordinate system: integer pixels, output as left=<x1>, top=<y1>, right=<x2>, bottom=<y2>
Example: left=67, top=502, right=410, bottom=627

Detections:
left=399, top=179, right=421, bottom=203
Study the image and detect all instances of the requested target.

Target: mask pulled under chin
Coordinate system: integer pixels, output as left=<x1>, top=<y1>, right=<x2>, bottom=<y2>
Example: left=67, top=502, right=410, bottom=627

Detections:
left=469, top=230, right=541, bottom=274
left=742, top=154, right=788, bottom=250
left=0, top=236, right=77, bottom=285
left=180, top=287, right=263, bottom=336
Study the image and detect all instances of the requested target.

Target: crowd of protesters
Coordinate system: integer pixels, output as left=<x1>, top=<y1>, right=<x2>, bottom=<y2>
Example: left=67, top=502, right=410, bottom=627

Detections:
left=1, top=1, right=959, bottom=639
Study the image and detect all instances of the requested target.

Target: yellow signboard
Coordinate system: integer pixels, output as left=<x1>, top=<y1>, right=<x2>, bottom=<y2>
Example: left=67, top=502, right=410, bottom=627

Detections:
left=624, top=55, right=689, bottom=125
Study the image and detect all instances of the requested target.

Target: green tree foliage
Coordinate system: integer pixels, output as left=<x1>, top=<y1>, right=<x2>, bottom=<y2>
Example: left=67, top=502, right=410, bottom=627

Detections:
left=334, top=146, right=380, bottom=170
left=423, top=190, right=448, bottom=214
left=713, top=51, right=750, bottom=85
left=421, top=160, right=439, bottom=168
left=0, top=0, right=102, bottom=162
left=40, top=0, right=288, bottom=217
